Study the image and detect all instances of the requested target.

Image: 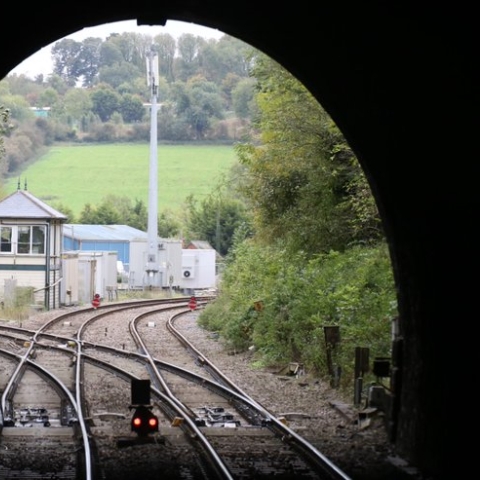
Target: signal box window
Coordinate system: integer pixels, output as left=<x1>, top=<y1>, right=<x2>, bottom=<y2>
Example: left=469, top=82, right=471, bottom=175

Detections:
left=1, top=225, right=46, bottom=255
left=18, top=226, right=46, bottom=254
left=18, top=226, right=31, bottom=253
left=0, top=227, right=12, bottom=252
left=32, top=226, right=45, bottom=254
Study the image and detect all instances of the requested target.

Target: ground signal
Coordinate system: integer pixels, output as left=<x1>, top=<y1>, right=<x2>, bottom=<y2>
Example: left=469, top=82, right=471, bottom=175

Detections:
left=188, top=296, right=197, bottom=310
left=92, top=293, right=100, bottom=309
left=131, top=406, right=159, bottom=436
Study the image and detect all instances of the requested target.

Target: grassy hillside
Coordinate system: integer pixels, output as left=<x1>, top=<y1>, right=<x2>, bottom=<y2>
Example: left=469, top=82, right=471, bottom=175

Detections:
left=4, top=144, right=237, bottom=216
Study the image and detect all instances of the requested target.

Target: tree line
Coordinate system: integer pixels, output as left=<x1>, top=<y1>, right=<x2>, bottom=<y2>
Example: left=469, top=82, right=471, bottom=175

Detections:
left=0, top=31, right=256, bottom=178
left=52, top=190, right=250, bottom=258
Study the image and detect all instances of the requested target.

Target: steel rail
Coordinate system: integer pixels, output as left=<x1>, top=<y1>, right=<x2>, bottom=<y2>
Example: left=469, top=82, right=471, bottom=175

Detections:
left=81, top=352, right=234, bottom=480
left=128, top=307, right=234, bottom=480
left=168, top=308, right=353, bottom=480
left=70, top=297, right=231, bottom=479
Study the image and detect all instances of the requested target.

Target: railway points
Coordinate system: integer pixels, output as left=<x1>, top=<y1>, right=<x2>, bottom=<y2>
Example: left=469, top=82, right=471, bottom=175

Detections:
left=0, top=297, right=354, bottom=479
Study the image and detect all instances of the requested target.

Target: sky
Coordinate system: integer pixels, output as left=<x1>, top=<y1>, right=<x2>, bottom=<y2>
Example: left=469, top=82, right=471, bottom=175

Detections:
left=10, top=20, right=225, bottom=78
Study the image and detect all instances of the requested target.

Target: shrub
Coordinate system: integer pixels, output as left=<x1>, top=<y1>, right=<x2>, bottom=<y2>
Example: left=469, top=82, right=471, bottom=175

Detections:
left=199, top=240, right=397, bottom=394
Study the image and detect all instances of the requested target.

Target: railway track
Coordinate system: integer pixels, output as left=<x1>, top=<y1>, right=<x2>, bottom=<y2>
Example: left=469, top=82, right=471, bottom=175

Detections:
left=0, top=297, right=352, bottom=479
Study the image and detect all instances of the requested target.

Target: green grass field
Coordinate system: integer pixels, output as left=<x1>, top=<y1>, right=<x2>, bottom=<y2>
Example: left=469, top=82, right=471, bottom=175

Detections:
left=5, top=144, right=237, bottom=216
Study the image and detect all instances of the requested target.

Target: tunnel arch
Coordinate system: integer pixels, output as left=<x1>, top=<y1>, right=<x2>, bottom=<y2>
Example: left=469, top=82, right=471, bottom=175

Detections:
left=2, top=4, right=476, bottom=479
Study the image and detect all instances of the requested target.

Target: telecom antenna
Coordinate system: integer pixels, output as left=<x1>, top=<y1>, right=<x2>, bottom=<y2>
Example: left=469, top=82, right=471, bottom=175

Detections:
left=145, top=45, right=159, bottom=287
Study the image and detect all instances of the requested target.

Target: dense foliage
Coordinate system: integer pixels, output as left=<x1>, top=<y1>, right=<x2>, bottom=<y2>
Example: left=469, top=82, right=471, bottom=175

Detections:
left=200, top=242, right=396, bottom=390
left=0, top=105, right=8, bottom=160
left=235, top=54, right=384, bottom=255
left=73, top=194, right=182, bottom=238
left=182, top=186, right=253, bottom=256
left=199, top=56, right=397, bottom=394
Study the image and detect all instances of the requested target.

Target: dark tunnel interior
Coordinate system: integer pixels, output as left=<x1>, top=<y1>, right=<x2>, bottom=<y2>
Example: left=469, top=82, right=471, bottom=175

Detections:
left=1, top=3, right=476, bottom=479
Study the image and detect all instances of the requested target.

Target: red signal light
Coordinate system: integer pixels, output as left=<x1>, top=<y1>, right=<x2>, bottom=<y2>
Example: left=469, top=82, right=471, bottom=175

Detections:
left=148, top=417, right=158, bottom=428
left=131, top=406, right=159, bottom=436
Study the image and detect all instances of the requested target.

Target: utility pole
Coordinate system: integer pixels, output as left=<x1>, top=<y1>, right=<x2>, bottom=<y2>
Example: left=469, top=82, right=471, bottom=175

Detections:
left=145, top=46, right=159, bottom=288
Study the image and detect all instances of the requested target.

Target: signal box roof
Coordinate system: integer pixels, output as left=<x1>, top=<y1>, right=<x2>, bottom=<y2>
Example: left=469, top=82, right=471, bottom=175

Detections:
left=0, top=189, right=68, bottom=220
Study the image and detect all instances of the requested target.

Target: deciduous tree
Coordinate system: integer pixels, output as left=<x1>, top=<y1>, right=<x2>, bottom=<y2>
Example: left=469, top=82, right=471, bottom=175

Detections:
left=90, top=85, right=121, bottom=122
left=236, top=54, right=382, bottom=255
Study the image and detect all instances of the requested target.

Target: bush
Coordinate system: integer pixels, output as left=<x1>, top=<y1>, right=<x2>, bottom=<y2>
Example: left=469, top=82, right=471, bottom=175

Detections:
left=199, top=240, right=397, bottom=394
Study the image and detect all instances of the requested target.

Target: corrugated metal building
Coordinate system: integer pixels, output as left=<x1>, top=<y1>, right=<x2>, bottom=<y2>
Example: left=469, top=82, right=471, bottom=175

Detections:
left=63, top=224, right=218, bottom=291
left=63, top=224, right=143, bottom=268
left=63, top=224, right=184, bottom=290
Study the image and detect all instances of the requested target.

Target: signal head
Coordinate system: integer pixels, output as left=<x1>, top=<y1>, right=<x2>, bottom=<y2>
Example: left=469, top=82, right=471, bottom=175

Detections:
left=131, top=406, right=159, bottom=436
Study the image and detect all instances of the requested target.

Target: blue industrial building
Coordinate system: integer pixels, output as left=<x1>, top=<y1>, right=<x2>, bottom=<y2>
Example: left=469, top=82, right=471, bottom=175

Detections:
left=63, top=224, right=146, bottom=268
left=62, top=224, right=188, bottom=290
